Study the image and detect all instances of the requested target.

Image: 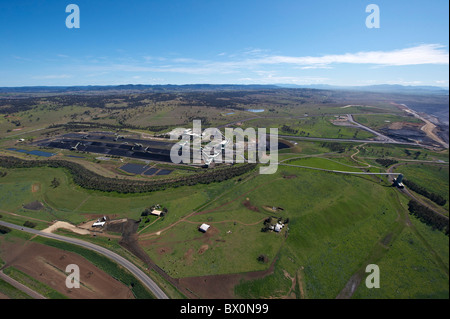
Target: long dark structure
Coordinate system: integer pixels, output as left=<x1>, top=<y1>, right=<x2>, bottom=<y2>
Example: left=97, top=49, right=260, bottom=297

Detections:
left=36, top=132, right=175, bottom=163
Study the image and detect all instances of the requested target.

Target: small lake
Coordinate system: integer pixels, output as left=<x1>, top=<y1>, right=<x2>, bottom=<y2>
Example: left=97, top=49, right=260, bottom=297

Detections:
left=246, top=109, right=265, bottom=113
left=8, top=148, right=55, bottom=157
left=119, top=163, right=149, bottom=174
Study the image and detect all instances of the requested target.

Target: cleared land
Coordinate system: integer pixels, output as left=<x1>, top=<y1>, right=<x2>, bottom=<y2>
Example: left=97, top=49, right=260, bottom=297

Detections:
left=0, top=238, right=134, bottom=299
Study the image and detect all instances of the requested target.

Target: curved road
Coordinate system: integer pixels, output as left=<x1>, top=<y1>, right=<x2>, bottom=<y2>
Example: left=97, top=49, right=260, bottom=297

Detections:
left=279, top=162, right=401, bottom=176
left=0, top=220, right=168, bottom=299
left=387, top=163, right=449, bottom=221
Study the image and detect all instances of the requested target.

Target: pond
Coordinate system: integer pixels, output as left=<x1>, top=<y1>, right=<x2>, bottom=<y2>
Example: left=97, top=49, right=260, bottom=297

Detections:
left=119, top=163, right=150, bottom=174
left=7, top=148, right=55, bottom=157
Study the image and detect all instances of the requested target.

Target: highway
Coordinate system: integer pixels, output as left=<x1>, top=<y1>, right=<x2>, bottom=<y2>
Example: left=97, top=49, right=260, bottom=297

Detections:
left=346, top=114, right=397, bottom=143
left=274, top=133, right=418, bottom=145
left=0, top=220, right=169, bottom=299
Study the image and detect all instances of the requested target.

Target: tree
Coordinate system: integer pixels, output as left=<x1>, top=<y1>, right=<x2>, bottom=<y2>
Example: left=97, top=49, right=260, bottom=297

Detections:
left=0, top=225, right=12, bottom=234
left=51, top=177, right=60, bottom=188
left=23, top=221, right=37, bottom=228
left=257, top=254, right=269, bottom=263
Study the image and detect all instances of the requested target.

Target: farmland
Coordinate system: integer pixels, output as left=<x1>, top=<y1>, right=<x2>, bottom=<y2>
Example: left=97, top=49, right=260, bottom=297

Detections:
left=0, top=86, right=448, bottom=299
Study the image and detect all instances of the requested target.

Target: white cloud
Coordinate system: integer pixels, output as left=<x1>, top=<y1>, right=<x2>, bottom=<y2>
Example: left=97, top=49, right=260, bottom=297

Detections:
left=251, top=44, right=448, bottom=67
left=71, top=44, right=449, bottom=83
left=32, top=74, right=72, bottom=79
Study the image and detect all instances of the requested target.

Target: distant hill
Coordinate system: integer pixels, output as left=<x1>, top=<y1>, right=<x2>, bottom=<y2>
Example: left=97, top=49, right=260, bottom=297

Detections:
left=0, top=84, right=280, bottom=94
left=1, top=83, right=447, bottom=95
left=278, top=84, right=449, bottom=95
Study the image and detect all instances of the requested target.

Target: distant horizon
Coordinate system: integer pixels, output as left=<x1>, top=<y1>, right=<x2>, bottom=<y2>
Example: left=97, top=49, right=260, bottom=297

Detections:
left=0, top=83, right=448, bottom=90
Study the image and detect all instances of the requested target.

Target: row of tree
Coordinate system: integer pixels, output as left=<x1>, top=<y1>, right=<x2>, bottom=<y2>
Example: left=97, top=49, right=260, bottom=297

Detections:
left=49, top=121, right=170, bottom=133
left=403, top=179, right=447, bottom=206
left=0, top=156, right=256, bottom=194
left=407, top=200, right=449, bottom=235
left=320, top=142, right=349, bottom=153
left=375, top=158, right=398, bottom=167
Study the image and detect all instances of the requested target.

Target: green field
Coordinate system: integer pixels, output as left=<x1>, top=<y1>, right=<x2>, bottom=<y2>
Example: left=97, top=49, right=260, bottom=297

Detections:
left=353, top=114, right=423, bottom=130
left=240, top=116, right=375, bottom=140
left=1, top=139, right=448, bottom=299
left=283, top=156, right=370, bottom=172
left=352, top=220, right=449, bottom=299
left=394, top=163, right=449, bottom=211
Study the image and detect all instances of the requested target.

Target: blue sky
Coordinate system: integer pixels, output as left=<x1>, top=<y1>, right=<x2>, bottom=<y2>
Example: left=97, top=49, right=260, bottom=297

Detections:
left=0, top=0, right=448, bottom=87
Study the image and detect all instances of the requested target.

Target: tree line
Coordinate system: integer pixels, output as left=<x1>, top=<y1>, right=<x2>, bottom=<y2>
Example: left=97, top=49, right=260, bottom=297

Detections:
left=403, top=179, right=447, bottom=206
left=49, top=121, right=171, bottom=133
left=0, top=156, right=256, bottom=194
left=407, top=200, right=449, bottom=235
left=320, top=142, right=349, bottom=153
left=375, top=158, right=398, bottom=167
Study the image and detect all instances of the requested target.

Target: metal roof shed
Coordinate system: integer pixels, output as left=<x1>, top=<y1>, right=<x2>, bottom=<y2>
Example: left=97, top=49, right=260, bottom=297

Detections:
left=199, top=223, right=210, bottom=232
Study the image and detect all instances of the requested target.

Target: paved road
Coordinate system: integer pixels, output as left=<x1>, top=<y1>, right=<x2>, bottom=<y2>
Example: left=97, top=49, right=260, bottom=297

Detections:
left=279, top=163, right=401, bottom=176
left=273, top=133, right=418, bottom=146
left=0, top=220, right=169, bottom=299
left=346, top=114, right=397, bottom=143
left=0, top=270, right=46, bottom=299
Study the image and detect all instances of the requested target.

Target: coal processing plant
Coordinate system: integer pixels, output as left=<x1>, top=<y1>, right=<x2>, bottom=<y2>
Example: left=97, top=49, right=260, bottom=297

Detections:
left=34, top=131, right=290, bottom=166
left=35, top=132, right=176, bottom=163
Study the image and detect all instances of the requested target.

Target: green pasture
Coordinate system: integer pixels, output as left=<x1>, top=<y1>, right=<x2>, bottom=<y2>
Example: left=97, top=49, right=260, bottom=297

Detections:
left=239, top=116, right=375, bottom=140
left=353, top=114, right=423, bottom=130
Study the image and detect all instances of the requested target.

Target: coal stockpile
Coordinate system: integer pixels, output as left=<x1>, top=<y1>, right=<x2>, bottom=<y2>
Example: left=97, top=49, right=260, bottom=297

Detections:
left=278, top=141, right=291, bottom=150
left=37, top=132, right=175, bottom=163
left=48, top=141, right=72, bottom=150
left=108, top=149, right=132, bottom=157
left=131, top=151, right=172, bottom=162
left=84, top=145, right=106, bottom=153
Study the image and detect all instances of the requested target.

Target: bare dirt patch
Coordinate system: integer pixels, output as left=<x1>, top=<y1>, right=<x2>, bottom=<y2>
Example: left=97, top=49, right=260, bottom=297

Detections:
left=23, top=201, right=44, bottom=211
left=197, top=244, right=209, bottom=255
left=297, top=267, right=305, bottom=299
left=282, top=269, right=297, bottom=299
left=388, top=121, right=422, bottom=130
left=0, top=241, right=134, bottom=299
left=243, top=198, right=259, bottom=212
left=81, top=213, right=119, bottom=221
left=157, top=247, right=173, bottom=256
left=262, top=205, right=284, bottom=213
left=31, top=183, right=40, bottom=193
left=41, top=221, right=90, bottom=236
left=183, top=248, right=194, bottom=265
left=178, top=257, right=278, bottom=299
left=0, top=292, right=10, bottom=299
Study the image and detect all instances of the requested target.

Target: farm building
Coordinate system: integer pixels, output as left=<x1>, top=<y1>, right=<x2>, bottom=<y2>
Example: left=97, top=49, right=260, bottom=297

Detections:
left=199, top=223, right=210, bottom=233
left=151, top=209, right=163, bottom=216
left=274, top=223, right=284, bottom=232
left=92, top=216, right=107, bottom=227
